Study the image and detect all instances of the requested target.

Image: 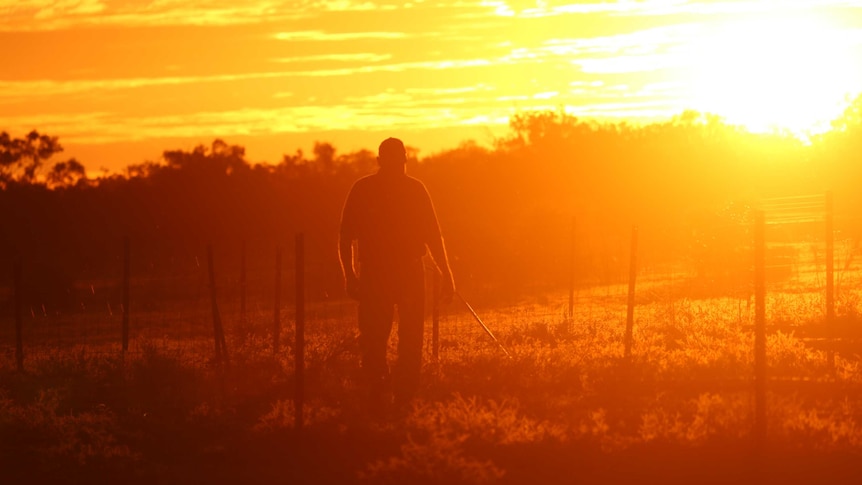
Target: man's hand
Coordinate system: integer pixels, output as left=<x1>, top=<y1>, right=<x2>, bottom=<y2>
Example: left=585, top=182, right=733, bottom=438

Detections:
left=345, top=273, right=360, bottom=300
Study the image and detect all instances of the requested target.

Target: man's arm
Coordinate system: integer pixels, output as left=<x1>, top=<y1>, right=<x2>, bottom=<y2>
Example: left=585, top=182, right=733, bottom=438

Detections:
left=418, top=182, right=455, bottom=300
left=339, top=183, right=361, bottom=299
left=427, top=235, right=455, bottom=301
left=339, top=232, right=360, bottom=299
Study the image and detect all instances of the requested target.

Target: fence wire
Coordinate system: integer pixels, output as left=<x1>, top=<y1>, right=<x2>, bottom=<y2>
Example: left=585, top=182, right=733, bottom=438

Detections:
left=2, top=197, right=862, bottom=372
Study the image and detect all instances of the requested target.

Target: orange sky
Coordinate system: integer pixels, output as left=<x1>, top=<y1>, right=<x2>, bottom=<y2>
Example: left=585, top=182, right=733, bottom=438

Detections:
left=3, top=0, right=862, bottom=174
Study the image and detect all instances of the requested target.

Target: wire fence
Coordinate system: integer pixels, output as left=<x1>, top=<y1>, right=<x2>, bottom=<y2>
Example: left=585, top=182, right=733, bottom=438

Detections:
left=2, top=192, right=861, bottom=374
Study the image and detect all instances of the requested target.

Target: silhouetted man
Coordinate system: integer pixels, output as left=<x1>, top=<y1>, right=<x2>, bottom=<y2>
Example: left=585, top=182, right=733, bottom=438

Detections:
left=339, top=137, right=455, bottom=412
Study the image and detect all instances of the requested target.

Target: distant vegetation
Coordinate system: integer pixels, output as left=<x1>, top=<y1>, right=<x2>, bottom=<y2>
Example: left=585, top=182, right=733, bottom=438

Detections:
left=3, top=95, right=862, bottom=306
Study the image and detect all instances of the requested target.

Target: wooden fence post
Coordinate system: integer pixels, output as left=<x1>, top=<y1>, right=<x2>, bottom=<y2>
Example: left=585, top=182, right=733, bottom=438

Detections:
left=825, top=192, right=835, bottom=369
left=624, top=225, right=638, bottom=360
left=122, top=237, right=130, bottom=354
left=295, top=233, right=305, bottom=431
left=825, top=191, right=834, bottom=320
left=207, top=245, right=229, bottom=369
left=240, top=240, right=247, bottom=328
left=754, top=210, right=767, bottom=445
left=274, top=245, right=282, bottom=355
left=432, top=269, right=440, bottom=365
left=14, top=260, right=24, bottom=372
left=569, top=217, right=576, bottom=321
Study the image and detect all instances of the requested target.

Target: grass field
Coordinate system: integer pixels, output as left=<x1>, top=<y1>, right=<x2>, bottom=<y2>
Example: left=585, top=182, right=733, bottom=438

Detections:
left=2, top=268, right=862, bottom=484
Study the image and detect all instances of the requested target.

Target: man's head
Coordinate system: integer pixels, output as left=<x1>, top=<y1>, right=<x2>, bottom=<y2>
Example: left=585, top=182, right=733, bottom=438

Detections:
left=378, top=137, right=407, bottom=173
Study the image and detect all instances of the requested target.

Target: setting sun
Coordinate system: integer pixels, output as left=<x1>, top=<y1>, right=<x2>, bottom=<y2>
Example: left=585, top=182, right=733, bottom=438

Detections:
left=688, top=13, right=862, bottom=135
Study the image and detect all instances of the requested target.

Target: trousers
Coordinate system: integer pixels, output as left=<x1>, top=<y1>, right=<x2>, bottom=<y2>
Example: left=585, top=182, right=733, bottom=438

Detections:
left=357, top=259, right=425, bottom=403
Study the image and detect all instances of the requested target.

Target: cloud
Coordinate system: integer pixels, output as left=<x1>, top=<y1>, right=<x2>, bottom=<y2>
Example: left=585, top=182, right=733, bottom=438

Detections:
left=0, top=57, right=497, bottom=102
left=315, top=0, right=395, bottom=12
left=625, top=0, right=862, bottom=16
left=3, top=0, right=861, bottom=31
left=272, top=30, right=408, bottom=41
left=344, top=84, right=497, bottom=109
left=0, top=104, right=474, bottom=143
left=405, top=85, right=494, bottom=95
left=3, top=97, right=678, bottom=146
left=31, top=0, right=106, bottom=19
left=0, top=0, right=444, bottom=30
left=0, top=0, right=315, bottom=30
left=0, top=72, right=296, bottom=100
left=490, top=24, right=700, bottom=74
left=480, top=0, right=862, bottom=19
left=289, top=58, right=495, bottom=77
left=0, top=80, right=516, bottom=144
left=480, top=0, right=665, bottom=18
left=271, top=53, right=393, bottom=63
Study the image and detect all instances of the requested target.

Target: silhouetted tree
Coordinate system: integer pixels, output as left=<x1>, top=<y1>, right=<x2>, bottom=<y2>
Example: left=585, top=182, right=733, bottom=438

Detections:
left=0, top=130, right=64, bottom=186
left=126, top=160, right=162, bottom=179
left=47, top=158, right=88, bottom=188
left=313, top=141, right=337, bottom=174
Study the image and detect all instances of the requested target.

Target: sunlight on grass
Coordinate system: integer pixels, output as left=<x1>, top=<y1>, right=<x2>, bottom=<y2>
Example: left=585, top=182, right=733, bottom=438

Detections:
left=2, top=275, right=862, bottom=483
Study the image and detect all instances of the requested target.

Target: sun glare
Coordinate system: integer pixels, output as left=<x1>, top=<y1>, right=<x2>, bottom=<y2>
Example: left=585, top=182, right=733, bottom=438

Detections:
left=688, top=14, right=862, bottom=135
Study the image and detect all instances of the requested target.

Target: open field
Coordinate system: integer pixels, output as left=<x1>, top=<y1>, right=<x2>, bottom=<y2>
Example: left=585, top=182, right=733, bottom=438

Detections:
left=3, top=264, right=862, bottom=484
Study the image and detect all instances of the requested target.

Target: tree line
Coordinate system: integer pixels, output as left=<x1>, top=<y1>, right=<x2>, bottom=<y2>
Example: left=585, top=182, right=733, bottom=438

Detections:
left=2, top=97, right=862, bottom=309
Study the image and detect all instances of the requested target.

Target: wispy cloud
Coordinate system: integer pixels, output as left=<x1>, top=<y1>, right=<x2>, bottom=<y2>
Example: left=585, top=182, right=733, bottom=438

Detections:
left=480, top=0, right=668, bottom=18
left=273, top=30, right=408, bottom=41
left=4, top=0, right=861, bottom=30
left=0, top=72, right=296, bottom=100
left=289, top=58, right=496, bottom=77
left=271, top=52, right=393, bottom=63
left=0, top=0, right=311, bottom=30
left=0, top=101, right=505, bottom=144
left=405, top=85, right=495, bottom=96
left=0, top=58, right=499, bottom=101
left=32, top=0, right=106, bottom=18
left=0, top=0, right=443, bottom=30
left=494, top=23, right=699, bottom=75
left=480, top=0, right=862, bottom=18
left=624, top=0, right=862, bottom=16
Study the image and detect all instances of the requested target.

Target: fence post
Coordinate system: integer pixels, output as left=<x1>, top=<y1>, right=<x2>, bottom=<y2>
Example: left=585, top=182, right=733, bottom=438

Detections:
left=240, top=240, right=247, bottom=328
left=274, top=245, right=282, bottom=355
left=14, top=260, right=24, bottom=372
left=825, top=192, right=835, bottom=369
left=432, top=269, right=440, bottom=365
left=624, top=225, right=638, bottom=360
left=295, top=233, right=305, bottom=431
left=825, top=191, right=834, bottom=319
left=569, top=217, right=576, bottom=321
left=122, top=237, right=130, bottom=354
left=207, top=245, right=229, bottom=369
left=754, top=210, right=767, bottom=446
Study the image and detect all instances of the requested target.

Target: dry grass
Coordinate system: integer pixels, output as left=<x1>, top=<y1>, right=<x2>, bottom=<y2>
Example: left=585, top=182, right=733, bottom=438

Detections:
left=2, top=274, right=862, bottom=484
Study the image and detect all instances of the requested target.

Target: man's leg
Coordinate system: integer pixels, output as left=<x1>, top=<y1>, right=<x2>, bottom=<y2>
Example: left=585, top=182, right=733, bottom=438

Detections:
left=358, top=276, right=395, bottom=410
left=393, top=262, right=426, bottom=407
